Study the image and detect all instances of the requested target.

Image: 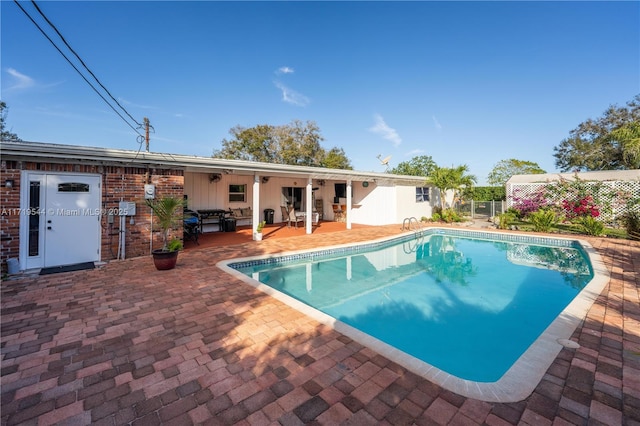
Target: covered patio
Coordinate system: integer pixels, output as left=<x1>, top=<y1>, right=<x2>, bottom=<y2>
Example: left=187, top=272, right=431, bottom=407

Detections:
left=183, top=220, right=371, bottom=250
left=1, top=225, right=638, bottom=425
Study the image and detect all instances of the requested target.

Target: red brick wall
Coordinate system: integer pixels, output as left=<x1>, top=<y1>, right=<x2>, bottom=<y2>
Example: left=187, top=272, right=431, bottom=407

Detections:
left=0, top=165, right=21, bottom=272
left=101, top=166, right=184, bottom=260
left=0, top=160, right=184, bottom=273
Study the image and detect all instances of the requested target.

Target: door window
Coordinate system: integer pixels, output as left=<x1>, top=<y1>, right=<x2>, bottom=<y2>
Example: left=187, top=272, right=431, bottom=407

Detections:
left=28, top=181, right=41, bottom=256
left=282, top=187, right=303, bottom=210
left=58, top=182, right=90, bottom=192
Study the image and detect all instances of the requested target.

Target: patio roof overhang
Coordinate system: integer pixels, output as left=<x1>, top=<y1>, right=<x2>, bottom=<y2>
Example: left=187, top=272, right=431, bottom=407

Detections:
left=1, top=140, right=428, bottom=186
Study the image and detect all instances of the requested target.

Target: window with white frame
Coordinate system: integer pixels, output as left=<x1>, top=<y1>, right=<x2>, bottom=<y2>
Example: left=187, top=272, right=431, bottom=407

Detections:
left=229, top=184, right=246, bottom=203
left=416, top=187, right=430, bottom=203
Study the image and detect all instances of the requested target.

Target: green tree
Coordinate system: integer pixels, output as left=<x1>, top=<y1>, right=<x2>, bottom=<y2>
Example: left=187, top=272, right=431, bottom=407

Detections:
left=487, top=159, right=546, bottom=186
left=321, top=147, right=353, bottom=169
left=214, top=120, right=352, bottom=169
left=428, top=165, right=477, bottom=210
left=609, top=121, right=640, bottom=169
left=0, top=101, right=22, bottom=142
left=553, top=95, right=640, bottom=171
left=388, top=155, right=437, bottom=177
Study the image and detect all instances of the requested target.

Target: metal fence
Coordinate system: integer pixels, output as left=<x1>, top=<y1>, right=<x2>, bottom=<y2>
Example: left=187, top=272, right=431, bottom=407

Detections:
left=455, top=200, right=506, bottom=219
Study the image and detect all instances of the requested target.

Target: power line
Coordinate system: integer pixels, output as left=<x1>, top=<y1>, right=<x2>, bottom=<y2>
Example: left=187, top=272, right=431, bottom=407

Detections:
left=12, top=0, right=144, bottom=137
left=29, top=0, right=142, bottom=129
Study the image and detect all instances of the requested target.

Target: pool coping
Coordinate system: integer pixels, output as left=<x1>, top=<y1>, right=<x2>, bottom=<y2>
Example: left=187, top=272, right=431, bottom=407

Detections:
left=217, top=228, right=610, bottom=403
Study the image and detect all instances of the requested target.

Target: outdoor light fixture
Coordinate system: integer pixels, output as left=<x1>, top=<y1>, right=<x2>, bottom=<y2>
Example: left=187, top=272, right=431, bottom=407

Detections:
left=4, top=179, right=14, bottom=188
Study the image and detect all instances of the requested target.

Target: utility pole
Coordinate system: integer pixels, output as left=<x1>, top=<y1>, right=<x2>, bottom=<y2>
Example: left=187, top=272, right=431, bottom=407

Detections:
left=144, top=117, right=150, bottom=152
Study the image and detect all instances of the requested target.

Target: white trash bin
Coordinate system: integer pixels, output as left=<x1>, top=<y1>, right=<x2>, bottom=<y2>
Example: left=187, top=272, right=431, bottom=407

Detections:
left=7, top=258, right=19, bottom=274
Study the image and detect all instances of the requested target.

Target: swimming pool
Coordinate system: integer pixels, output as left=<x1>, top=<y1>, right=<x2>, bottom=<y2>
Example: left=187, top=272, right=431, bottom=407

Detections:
left=219, top=228, right=609, bottom=402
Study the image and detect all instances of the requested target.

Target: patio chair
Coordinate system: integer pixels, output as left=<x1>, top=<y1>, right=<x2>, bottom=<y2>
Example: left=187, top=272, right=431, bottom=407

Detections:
left=280, top=206, right=290, bottom=226
left=281, top=205, right=304, bottom=228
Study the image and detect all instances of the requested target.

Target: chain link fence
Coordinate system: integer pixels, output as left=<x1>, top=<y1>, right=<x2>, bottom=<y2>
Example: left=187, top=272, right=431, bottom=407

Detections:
left=454, top=200, right=506, bottom=219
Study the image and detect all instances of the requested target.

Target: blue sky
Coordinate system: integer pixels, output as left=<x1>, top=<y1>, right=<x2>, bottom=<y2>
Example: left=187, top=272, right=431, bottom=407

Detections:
left=2, top=1, right=638, bottom=185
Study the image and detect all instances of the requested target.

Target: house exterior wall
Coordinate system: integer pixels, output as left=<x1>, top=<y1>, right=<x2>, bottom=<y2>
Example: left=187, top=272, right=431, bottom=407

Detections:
left=394, top=185, right=433, bottom=223
left=0, top=160, right=183, bottom=273
left=349, top=184, right=397, bottom=225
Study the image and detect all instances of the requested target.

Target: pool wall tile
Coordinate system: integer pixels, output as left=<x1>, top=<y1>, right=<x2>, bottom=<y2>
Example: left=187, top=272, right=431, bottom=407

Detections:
left=229, top=228, right=580, bottom=270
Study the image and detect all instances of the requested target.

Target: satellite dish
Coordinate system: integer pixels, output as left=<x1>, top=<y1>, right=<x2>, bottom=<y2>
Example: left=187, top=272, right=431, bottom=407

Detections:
left=377, top=154, right=392, bottom=170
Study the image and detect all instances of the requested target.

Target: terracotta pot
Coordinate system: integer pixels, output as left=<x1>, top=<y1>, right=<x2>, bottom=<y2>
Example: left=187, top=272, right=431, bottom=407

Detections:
left=152, top=249, right=179, bottom=270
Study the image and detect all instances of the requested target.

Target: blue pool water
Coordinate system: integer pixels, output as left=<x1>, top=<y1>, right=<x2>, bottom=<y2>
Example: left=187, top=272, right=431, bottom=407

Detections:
left=231, top=231, right=594, bottom=382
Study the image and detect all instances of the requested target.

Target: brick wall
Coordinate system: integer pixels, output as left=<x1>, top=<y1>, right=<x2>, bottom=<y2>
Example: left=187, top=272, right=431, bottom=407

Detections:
left=101, top=166, right=184, bottom=260
left=0, top=165, right=21, bottom=272
left=0, top=160, right=184, bottom=273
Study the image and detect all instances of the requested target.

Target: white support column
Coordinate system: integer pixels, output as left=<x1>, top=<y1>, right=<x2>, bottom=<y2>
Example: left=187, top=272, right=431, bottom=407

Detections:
left=252, top=175, right=260, bottom=240
left=305, top=178, right=313, bottom=234
left=346, top=180, right=352, bottom=230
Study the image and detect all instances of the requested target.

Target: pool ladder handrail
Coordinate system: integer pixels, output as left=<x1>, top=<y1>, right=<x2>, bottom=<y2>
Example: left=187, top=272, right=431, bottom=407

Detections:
left=401, top=217, right=425, bottom=253
left=402, top=217, right=424, bottom=235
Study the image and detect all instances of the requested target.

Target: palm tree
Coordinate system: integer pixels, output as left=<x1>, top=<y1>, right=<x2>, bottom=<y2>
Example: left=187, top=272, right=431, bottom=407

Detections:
left=146, top=196, right=185, bottom=251
left=428, top=165, right=477, bottom=210
left=610, top=122, right=640, bottom=169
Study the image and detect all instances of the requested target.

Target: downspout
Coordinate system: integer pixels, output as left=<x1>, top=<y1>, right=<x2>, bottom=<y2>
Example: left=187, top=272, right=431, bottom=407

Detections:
left=346, top=180, right=352, bottom=230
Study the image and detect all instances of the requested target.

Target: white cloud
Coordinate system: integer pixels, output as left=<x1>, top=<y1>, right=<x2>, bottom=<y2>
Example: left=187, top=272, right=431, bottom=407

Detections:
left=5, top=68, right=35, bottom=90
left=276, top=66, right=295, bottom=75
left=406, top=148, right=425, bottom=156
left=432, top=115, right=442, bottom=131
left=274, top=81, right=310, bottom=107
left=369, top=114, right=402, bottom=147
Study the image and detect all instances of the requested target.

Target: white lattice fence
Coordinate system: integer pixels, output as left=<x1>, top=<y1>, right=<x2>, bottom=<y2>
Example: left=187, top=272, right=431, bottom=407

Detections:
left=507, top=179, right=640, bottom=223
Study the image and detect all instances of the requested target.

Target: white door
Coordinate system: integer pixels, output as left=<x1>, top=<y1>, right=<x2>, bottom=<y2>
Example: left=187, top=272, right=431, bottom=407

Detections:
left=21, top=172, right=101, bottom=269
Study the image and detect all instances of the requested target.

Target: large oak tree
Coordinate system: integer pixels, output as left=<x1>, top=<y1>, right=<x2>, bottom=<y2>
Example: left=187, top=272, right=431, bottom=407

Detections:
left=553, top=95, right=640, bottom=171
left=487, top=159, right=546, bottom=186
left=388, top=155, right=437, bottom=177
left=213, top=120, right=352, bottom=169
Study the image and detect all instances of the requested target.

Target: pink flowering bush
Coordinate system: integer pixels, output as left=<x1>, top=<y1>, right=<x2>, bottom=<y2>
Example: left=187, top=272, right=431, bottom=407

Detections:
left=511, top=188, right=551, bottom=218
left=561, top=196, right=600, bottom=219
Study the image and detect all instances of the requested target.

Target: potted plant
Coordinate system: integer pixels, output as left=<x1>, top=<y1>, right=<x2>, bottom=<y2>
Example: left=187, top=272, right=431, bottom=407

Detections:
left=254, top=220, right=266, bottom=241
left=146, top=196, right=185, bottom=270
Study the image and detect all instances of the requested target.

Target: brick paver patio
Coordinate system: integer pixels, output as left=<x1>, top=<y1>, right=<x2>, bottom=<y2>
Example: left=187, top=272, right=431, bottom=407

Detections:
left=1, top=224, right=639, bottom=425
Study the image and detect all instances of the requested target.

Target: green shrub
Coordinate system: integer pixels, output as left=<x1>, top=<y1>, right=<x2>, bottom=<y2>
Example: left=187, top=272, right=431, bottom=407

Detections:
left=528, top=209, right=558, bottom=232
left=167, top=238, right=183, bottom=252
left=506, top=207, right=523, bottom=220
left=462, top=186, right=506, bottom=201
left=497, top=211, right=516, bottom=230
left=431, top=212, right=441, bottom=222
left=575, top=216, right=605, bottom=236
left=620, top=211, right=640, bottom=240
left=441, top=208, right=463, bottom=223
